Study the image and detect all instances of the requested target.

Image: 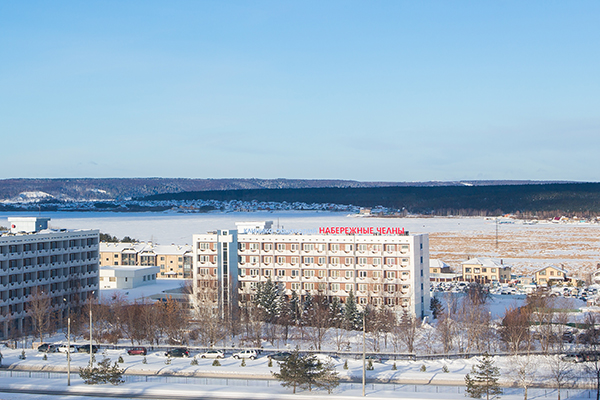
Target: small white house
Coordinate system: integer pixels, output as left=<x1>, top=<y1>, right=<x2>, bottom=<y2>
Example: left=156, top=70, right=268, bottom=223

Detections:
left=99, top=265, right=159, bottom=289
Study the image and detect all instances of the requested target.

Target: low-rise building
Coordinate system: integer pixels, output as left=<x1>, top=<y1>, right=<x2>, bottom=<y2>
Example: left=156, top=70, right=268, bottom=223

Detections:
left=461, top=258, right=511, bottom=283
left=99, top=265, right=159, bottom=289
left=429, top=259, right=460, bottom=282
left=100, top=242, right=192, bottom=279
left=534, top=265, right=568, bottom=286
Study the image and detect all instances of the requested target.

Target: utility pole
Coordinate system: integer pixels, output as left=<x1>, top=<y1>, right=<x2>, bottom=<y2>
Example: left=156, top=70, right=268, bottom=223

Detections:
left=362, top=312, right=366, bottom=396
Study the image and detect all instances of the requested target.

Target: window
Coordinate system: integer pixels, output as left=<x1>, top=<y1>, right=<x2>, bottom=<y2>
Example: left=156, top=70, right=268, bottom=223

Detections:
left=372, top=258, right=381, bottom=265
left=263, top=243, right=272, bottom=251
left=302, top=244, right=314, bottom=251
left=239, top=243, right=246, bottom=251
left=358, top=284, right=367, bottom=292
left=303, top=257, right=314, bottom=264
left=491, top=268, right=497, bottom=273
left=330, top=270, right=340, bottom=278
left=199, top=255, right=211, bottom=263
left=358, top=270, right=367, bottom=278
left=550, top=270, right=555, bottom=276
left=373, top=284, right=381, bottom=292
left=386, top=284, right=395, bottom=293
left=109, top=277, right=116, bottom=282
left=276, top=256, right=285, bottom=264
left=303, top=270, right=315, bottom=277
left=345, top=270, right=354, bottom=278
left=316, top=244, right=326, bottom=252
left=330, top=244, right=340, bottom=251
left=199, top=268, right=209, bottom=275
left=482, top=268, right=487, bottom=273
left=291, top=257, right=299, bottom=265
left=358, top=257, right=367, bottom=265
left=291, top=270, right=299, bottom=277
left=318, top=270, right=326, bottom=278
left=277, top=243, right=285, bottom=251
left=330, top=283, right=340, bottom=291
left=386, top=258, right=396, bottom=265
left=317, top=257, right=326, bottom=265
left=249, top=243, right=259, bottom=251
left=249, top=256, right=259, bottom=264
left=263, top=256, right=272, bottom=264
left=465, top=268, right=472, bottom=273
left=345, top=257, right=353, bottom=265
left=345, top=284, right=354, bottom=292
left=372, top=244, right=381, bottom=252
left=238, top=269, right=245, bottom=276
left=304, top=283, right=314, bottom=290
left=373, top=271, right=381, bottom=278
left=199, top=242, right=211, bottom=250
left=539, top=270, right=546, bottom=275
left=385, top=244, right=395, bottom=252
left=474, top=268, right=480, bottom=273
left=401, top=245, right=409, bottom=252
left=358, top=244, right=367, bottom=251
left=277, top=269, right=286, bottom=277
left=330, top=257, right=339, bottom=265
left=345, top=244, right=353, bottom=251
left=249, top=269, right=259, bottom=276
left=291, top=283, right=301, bottom=290
left=290, top=244, right=299, bottom=251
left=263, top=269, right=272, bottom=277
left=386, top=271, right=396, bottom=279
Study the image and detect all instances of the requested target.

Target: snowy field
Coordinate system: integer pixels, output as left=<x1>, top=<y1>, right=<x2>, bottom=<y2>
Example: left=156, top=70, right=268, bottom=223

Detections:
left=0, top=346, right=595, bottom=399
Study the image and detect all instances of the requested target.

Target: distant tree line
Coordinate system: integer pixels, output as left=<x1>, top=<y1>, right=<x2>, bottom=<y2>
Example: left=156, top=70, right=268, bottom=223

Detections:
left=140, top=182, right=600, bottom=217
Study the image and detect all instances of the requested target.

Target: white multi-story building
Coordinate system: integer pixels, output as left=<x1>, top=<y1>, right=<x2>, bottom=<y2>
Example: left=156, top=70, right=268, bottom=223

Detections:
left=192, top=221, right=430, bottom=319
left=0, top=217, right=99, bottom=339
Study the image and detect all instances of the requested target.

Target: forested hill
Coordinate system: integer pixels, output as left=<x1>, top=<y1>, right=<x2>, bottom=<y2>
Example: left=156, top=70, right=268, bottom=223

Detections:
left=141, top=182, right=600, bottom=216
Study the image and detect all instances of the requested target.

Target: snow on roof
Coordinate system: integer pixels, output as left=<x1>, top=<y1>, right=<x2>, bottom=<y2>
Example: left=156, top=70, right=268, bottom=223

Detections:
left=429, top=259, right=450, bottom=268
left=461, top=258, right=511, bottom=268
left=100, top=242, right=191, bottom=255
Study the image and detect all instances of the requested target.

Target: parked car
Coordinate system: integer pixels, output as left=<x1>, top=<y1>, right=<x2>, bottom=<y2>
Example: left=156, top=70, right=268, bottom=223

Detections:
left=198, top=350, right=224, bottom=359
left=562, top=353, right=585, bottom=363
left=127, top=347, right=147, bottom=356
left=77, top=344, right=99, bottom=353
left=57, top=344, right=77, bottom=353
left=232, top=349, right=257, bottom=360
left=165, top=348, right=189, bottom=358
left=267, top=352, right=291, bottom=361
left=37, top=343, right=58, bottom=353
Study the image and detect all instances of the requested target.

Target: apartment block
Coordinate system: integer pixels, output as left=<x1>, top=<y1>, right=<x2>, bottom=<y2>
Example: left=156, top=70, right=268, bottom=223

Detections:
left=0, top=217, right=99, bottom=339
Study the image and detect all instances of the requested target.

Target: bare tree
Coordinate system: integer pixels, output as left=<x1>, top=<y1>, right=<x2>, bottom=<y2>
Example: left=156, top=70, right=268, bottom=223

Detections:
left=394, top=309, right=420, bottom=353
left=509, top=354, right=537, bottom=400
left=500, top=304, right=531, bottom=354
left=304, top=294, right=332, bottom=351
left=545, top=355, right=575, bottom=400
left=27, top=288, right=53, bottom=343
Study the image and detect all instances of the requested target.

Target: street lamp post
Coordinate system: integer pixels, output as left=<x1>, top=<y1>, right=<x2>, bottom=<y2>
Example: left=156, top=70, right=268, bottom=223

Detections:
left=89, top=291, right=95, bottom=366
left=64, top=297, right=71, bottom=386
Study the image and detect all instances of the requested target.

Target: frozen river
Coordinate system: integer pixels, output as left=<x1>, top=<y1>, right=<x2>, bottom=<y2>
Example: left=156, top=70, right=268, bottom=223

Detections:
left=0, top=211, right=501, bottom=245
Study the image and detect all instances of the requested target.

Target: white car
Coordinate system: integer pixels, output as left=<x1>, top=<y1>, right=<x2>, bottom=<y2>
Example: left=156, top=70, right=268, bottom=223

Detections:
left=232, top=349, right=257, bottom=360
left=57, top=344, right=77, bottom=353
left=198, top=350, right=225, bottom=359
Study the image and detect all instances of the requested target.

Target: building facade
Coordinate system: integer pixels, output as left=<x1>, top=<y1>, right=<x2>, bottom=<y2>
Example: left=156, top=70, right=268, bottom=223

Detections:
left=192, top=222, right=430, bottom=319
left=0, top=217, right=99, bottom=339
left=461, top=258, right=512, bottom=283
left=534, top=265, right=568, bottom=286
left=100, top=243, right=193, bottom=278
left=99, top=265, right=159, bottom=289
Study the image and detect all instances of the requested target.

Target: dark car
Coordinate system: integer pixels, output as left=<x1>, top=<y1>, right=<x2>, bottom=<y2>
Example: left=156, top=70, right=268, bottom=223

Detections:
left=127, top=347, right=147, bottom=356
left=268, top=352, right=292, bottom=361
left=37, top=343, right=58, bottom=353
left=165, top=348, right=189, bottom=358
left=78, top=345, right=100, bottom=353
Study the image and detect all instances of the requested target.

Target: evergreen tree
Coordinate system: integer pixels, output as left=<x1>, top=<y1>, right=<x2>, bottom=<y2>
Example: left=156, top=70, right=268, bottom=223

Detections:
left=273, top=349, right=339, bottom=394
left=465, top=353, right=502, bottom=399
left=289, top=291, right=302, bottom=325
left=255, top=278, right=280, bottom=323
left=430, top=296, right=443, bottom=319
left=329, top=297, right=344, bottom=328
left=79, top=358, right=124, bottom=385
left=343, top=290, right=361, bottom=330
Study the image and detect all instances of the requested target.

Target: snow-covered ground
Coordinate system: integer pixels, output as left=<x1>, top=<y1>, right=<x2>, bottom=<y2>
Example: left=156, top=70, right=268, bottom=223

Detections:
left=0, top=346, right=595, bottom=399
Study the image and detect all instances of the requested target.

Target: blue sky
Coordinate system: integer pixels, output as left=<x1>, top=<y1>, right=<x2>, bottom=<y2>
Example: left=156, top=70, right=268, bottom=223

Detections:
left=1, top=1, right=599, bottom=182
